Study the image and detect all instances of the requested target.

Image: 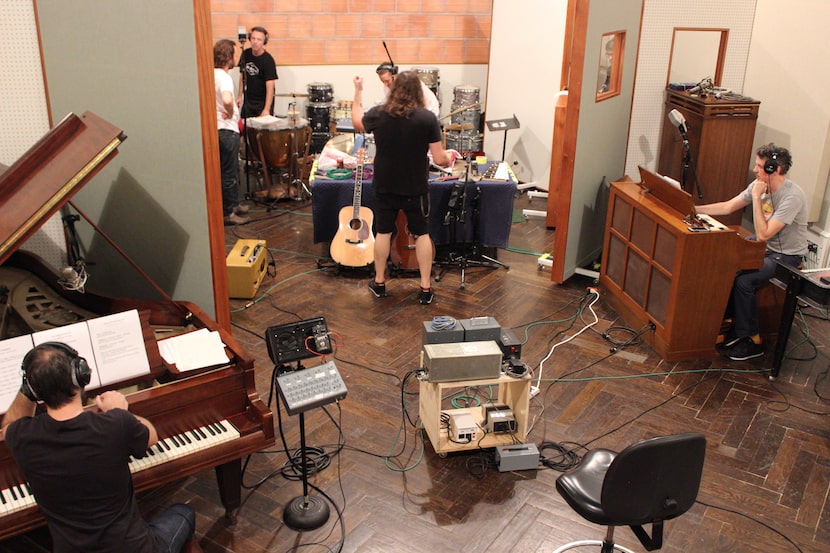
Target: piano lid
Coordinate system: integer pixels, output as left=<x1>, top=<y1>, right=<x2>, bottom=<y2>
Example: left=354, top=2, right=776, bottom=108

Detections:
left=0, top=111, right=126, bottom=266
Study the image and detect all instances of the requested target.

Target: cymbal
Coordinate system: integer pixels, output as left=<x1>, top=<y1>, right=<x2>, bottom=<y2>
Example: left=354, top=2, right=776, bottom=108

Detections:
left=276, top=92, right=309, bottom=97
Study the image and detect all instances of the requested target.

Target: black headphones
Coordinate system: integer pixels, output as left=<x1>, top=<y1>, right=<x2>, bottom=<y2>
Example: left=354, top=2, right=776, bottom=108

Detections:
left=376, top=62, right=398, bottom=75
left=764, top=149, right=779, bottom=175
left=248, top=27, right=269, bottom=45
left=21, top=342, right=92, bottom=401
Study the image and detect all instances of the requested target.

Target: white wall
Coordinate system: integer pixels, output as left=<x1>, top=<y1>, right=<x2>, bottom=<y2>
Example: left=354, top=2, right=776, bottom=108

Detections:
left=483, top=0, right=568, bottom=187
left=626, top=0, right=757, bottom=176
left=744, top=0, right=830, bottom=225
left=0, top=0, right=66, bottom=270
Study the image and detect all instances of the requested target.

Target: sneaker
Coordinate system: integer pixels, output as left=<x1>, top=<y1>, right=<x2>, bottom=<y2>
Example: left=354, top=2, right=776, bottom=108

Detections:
left=725, top=337, right=764, bottom=361
left=224, top=212, right=249, bottom=225
left=369, top=280, right=387, bottom=298
left=718, top=330, right=742, bottom=350
left=418, top=287, right=434, bottom=305
left=233, top=204, right=250, bottom=215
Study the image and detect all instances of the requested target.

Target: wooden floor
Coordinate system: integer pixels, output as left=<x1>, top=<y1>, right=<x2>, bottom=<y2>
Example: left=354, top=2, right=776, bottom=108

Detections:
left=3, top=191, right=830, bottom=553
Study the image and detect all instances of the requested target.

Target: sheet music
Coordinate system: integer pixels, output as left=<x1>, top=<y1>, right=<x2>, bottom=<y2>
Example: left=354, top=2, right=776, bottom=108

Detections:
left=0, top=310, right=151, bottom=413
left=0, top=335, right=36, bottom=414
left=86, top=310, right=151, bottom=386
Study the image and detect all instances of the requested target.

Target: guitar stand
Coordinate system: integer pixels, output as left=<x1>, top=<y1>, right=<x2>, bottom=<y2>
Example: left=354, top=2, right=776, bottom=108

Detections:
left=434, top=178, right=508, bottom=289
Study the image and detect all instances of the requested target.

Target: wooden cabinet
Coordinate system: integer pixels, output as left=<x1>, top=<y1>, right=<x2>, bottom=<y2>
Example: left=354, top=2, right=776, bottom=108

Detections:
left=657, top=89, right=760, bottom=226
left=599, top=169, right=765, bottom=360
left=419, top=374, right=530, bottom=455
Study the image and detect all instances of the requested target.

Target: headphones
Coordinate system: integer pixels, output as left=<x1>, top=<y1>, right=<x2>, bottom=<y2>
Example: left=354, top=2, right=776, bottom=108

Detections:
left=376, top=62, right=398, bottom=75
left=248, top=27, right=269, bottom=45
left=21, top=342, right=92, bottom=401
left=764, top=149, right=779, bottom=175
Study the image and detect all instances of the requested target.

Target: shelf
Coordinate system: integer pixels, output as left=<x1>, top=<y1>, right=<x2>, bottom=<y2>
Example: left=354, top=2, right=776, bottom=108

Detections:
left=419, top=373, right=530, bottom=455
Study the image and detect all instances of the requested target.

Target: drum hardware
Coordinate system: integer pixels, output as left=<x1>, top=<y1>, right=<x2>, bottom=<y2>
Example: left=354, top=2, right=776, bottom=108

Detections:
left=276, top=92, right=310, bottom=97
left=439, top=102, right=481, bottom=121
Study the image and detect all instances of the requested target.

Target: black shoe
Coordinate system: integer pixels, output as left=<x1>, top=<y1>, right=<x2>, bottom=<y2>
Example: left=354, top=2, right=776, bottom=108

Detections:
left=725, top=337, right=764, bottom=361
left=418, top=288, right=434, bottom=305
left=369, top=280, right=387, bottom=298
left=718, top=331, right=742, bottom=351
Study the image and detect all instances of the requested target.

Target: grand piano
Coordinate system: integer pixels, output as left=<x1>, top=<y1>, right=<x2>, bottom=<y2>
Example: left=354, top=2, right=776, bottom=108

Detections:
left=599, top=167, right=767, bottom=360
left=0, top=112, right=275, bottom=539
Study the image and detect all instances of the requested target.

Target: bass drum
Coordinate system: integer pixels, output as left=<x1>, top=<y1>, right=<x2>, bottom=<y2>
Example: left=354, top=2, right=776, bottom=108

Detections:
left=306, top=102, right=333, bottom=132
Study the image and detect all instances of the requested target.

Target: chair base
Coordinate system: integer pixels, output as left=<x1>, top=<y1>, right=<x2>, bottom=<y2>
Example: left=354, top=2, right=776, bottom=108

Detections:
left=552, top=539, right=636, bottom=553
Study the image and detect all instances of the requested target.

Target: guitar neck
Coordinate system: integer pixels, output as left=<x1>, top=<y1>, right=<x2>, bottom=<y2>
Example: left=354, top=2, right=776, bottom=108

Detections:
left=352, top=148, right=366, bottom=219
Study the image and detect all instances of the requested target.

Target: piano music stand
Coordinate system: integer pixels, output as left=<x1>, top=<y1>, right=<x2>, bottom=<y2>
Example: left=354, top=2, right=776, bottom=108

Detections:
left=485, top=114, right=520, bottom=161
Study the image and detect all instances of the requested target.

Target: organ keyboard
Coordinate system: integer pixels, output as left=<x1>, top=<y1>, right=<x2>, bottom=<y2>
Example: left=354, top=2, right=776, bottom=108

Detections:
left=0, top=112, right=275, bottom=540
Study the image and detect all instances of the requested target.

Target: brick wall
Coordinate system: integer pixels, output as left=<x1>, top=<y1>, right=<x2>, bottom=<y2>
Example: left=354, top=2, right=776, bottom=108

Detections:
left=210, top=0, right=493, bottom=65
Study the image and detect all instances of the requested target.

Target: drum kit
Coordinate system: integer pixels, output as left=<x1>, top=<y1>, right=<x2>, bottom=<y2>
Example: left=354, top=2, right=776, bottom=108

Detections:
left=442, top=85, right=483, bottom=155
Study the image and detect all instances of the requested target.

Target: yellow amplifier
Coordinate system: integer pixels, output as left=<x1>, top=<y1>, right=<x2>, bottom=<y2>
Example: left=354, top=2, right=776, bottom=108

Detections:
left=226, top=239, right=267, bottom=299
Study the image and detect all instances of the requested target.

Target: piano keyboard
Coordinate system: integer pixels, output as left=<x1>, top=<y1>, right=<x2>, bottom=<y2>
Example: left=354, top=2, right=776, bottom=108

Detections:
left=0, top=418, right=240, bottom=516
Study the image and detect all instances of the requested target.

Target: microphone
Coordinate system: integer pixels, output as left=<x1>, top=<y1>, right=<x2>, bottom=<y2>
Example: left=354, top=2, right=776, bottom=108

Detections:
left=59, top=265, right=88, bottom=293
left=668, top=109, right=689, bottom=141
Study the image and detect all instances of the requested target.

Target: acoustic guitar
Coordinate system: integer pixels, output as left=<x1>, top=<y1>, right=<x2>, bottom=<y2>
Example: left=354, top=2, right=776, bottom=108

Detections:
left=390, top=210, right=435, bottom=272
left=330, top=148, right=375, bottom=267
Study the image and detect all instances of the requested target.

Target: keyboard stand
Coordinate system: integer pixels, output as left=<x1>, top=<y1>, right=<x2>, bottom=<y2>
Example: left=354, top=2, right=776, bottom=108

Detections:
left=276, top=360, right=347, bottom=531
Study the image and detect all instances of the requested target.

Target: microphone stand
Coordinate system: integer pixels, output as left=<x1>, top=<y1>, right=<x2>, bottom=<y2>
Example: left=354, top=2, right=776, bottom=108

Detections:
left=677, top=130, right=706, bottom=226
left=434, top=155, right=508, bottom=289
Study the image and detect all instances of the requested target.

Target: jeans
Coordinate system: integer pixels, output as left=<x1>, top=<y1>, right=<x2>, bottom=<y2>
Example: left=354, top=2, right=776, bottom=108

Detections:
left=148, top=503, right=196, bottom=553
left=219, top=129, right=241, bottom=216
left=729, top=250, right=804, bottom=337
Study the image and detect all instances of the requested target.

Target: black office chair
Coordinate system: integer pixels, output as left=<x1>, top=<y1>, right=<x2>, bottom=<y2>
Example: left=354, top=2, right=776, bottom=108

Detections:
left=553, top=432, right=706, bottom=553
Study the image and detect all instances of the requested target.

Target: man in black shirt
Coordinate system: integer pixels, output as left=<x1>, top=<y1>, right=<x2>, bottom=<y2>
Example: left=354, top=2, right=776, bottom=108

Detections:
left=237, top=26, right=278, bottom=118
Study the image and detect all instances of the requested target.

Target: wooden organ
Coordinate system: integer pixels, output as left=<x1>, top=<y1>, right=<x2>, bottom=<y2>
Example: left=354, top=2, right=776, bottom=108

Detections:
left=0, top=112, right=275, bottom=539
left=599, top=167, right=766, bottom=361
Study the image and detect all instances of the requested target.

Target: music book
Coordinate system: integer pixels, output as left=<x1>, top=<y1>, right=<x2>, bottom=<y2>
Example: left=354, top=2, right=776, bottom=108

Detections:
left=0, top=309, right=150, bottom=414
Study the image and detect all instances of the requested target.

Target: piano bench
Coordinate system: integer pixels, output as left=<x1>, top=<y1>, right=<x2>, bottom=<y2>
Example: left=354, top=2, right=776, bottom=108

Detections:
left=182, top=539, right=204, bottom=553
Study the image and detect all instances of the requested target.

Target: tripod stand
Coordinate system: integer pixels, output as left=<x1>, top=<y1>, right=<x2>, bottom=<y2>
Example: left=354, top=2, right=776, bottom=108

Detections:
left=435, top=160, right=508, bottom=289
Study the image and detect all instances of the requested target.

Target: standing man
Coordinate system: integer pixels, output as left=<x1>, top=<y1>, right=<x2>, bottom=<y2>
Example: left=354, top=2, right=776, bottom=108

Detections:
left=237, top=26, right=278, bottom=119
left=214, top=39, right=248, bottom=225
left=353, top=71, right=453, bottom=304
left=1, top=342, right=196, bottom=552
left=375, top=63, right=440, bottom=118
left=697, top=143, right=808, bottom=361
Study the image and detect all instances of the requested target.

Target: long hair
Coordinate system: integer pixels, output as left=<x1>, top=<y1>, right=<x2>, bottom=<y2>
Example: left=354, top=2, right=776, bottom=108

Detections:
left=214, top=39, right=236, bottom=70
left=383, top=71, right=425, bottom=118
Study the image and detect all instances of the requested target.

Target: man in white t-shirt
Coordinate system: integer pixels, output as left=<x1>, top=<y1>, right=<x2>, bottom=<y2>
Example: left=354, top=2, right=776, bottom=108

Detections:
left=214, top=39, right=248, bottom=225
left=375, top=63, right=440, bottom=118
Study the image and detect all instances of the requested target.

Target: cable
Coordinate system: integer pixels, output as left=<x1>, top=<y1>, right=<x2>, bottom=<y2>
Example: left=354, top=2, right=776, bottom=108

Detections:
left=696, top=499, right=804, bottom=553
left=533, top=288, right=600, bottom=393
left=430, top=315, right=457, bottom=331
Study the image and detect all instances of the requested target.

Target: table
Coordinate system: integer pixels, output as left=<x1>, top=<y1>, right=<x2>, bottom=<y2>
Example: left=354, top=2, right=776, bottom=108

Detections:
left=310, top=164, right=517, bottom=248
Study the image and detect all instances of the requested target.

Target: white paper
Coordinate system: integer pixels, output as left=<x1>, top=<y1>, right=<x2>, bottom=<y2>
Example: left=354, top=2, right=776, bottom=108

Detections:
left=32, top=321, right=102, bottom=389
left=158, top=328, right=230, bottom=372
left=86, top=310, right=151, bottom=386
left=0, top=335, right=36, bottom=414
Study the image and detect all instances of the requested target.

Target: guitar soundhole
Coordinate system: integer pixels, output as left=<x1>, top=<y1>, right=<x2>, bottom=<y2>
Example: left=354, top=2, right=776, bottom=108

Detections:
left=349, top=219, right=362, bottom=231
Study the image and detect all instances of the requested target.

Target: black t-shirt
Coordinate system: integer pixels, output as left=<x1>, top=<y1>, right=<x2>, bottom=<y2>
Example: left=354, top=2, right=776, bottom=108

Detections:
left=239, top=48, right=278, bottom=117
left=362, top=106, right=442, bottom=196
left=6, top=409, right=160, bottom=553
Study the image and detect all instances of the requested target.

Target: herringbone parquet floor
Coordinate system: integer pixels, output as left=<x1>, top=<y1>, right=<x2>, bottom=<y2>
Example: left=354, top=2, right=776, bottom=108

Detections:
left=3, top=190, right=829, bottom=553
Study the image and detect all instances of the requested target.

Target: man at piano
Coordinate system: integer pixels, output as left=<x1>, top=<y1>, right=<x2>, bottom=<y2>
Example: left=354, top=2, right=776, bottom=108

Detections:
left=697, top=143, right=808, bottom=361
left=1, top=342, right=196, bottom=553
